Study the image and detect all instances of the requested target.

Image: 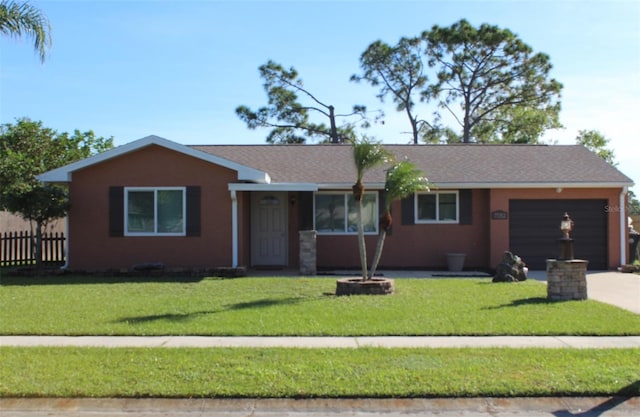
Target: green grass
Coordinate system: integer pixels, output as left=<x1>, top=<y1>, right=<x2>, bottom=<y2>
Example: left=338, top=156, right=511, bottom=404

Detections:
left=2, top=276, right=640, bottom=336
left=1, top=347, right=638, bottom=398
left=2, top=277, right=639, bottom=399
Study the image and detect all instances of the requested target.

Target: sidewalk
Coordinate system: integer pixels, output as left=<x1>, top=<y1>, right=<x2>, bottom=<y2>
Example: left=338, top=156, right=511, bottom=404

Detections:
left=2, top=335, right=640, bottom=348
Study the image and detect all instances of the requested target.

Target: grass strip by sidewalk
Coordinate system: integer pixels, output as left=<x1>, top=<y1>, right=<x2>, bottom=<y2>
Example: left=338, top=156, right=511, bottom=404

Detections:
left=1, top=347, right=638, bottom=398
left=2, top=277, right=640, bottom=336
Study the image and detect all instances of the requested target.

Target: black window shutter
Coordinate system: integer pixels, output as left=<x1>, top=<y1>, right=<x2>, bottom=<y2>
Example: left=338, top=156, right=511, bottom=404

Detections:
left=298, top=191, right=314, bottom=230
left=459, top=189, right=473, bottom=225
left=401, top=194, right=415, bottom=225
left=109, top=186, right=124, bottom=237
left=186, top=186, right=201, bottom=237
left=378, top=190, right=386, bottom=217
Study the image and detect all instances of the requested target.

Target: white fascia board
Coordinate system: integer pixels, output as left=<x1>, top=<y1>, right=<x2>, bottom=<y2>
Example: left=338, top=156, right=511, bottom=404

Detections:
left=37, top=135, right=270, bottom=184
left=312, top=181, right=634, bottom=192
left=317, top=183, right=385, bottom=190
left=430, top=182, right=635, bottom=189
left=229, top=183, right=318, bottom=192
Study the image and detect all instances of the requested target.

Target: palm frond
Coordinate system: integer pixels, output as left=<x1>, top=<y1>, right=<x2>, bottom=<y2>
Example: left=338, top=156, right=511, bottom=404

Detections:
left=0, top=0, right=52, bottom=62
left=384, top=160, right=430, bottom=211
left=351, top=137, right=392, bottom=181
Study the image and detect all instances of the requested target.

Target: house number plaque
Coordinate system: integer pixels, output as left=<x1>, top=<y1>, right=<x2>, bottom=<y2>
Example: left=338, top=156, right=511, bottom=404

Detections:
left=491, top=210, right=508, bottom=220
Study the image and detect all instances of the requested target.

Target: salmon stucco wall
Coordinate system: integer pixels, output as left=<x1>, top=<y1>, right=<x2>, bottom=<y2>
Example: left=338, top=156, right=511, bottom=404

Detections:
left=68, top=145, right=237, bottom=270
left=316, top=189, right=491, bottom=269
left=488, top=188, right=625, bottom=270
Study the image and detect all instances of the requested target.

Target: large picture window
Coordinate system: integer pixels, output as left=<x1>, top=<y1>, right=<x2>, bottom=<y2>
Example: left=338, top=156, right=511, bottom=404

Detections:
left=314, top=192, right=378, bottom=234
left=415, top=191, right=459, bottom=223
left=125, top=187, right=185, bottom=235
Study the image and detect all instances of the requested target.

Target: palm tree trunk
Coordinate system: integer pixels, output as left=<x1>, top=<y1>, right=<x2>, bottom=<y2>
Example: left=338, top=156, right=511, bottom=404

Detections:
left=357, top=199, right=368, bottom=281
left=368, top=229, right=388, bottom=279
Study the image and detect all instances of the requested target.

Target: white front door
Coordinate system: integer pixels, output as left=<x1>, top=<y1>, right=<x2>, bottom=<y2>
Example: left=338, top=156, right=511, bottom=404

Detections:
left=251, top=192, right=288, bottom=266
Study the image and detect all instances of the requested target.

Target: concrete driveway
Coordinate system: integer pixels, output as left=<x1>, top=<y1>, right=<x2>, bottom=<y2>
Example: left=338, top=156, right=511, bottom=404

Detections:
left=526, top=270, right=640, bottom=314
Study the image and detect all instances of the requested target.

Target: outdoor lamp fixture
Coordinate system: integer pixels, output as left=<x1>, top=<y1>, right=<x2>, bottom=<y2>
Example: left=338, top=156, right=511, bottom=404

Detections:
left=558, top=212, right=575, bottom=260
left=560, top=212, right=573, bottom=239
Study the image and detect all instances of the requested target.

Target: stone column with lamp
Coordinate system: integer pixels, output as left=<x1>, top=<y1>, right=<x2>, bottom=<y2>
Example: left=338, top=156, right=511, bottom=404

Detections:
left=547, top=212, right=589, bottom=301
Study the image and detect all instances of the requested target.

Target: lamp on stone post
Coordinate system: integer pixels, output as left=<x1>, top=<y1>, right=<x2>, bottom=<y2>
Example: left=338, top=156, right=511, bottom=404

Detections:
left=547, top=212, right=588, bottom=301
left=558, top=212, right=574, bottom=260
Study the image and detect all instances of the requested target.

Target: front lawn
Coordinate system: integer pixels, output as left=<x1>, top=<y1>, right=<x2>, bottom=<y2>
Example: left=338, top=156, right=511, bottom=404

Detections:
left=2, top=276, right=639, bottom=336
left=1, top=347, right=638, bottom=398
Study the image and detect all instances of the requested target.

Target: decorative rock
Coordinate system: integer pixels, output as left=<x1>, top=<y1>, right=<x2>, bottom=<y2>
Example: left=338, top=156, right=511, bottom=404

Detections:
left=493, top=251, right=528, bottom=282
left=619, top=264, right=639, bottom=273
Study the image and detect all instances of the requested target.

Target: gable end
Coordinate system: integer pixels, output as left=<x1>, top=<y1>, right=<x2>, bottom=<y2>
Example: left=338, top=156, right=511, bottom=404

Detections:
left=38, top=136, right=270, bottom=184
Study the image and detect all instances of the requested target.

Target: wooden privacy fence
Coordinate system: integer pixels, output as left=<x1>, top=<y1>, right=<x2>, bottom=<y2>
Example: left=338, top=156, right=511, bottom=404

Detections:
left=1, top=231, right=66, bottom=266
left=631, top=215, right=640, bottom=231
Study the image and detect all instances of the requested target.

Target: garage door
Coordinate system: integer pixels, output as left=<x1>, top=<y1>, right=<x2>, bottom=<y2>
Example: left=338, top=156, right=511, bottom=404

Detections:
left=509, top=199, right=607, bottom=270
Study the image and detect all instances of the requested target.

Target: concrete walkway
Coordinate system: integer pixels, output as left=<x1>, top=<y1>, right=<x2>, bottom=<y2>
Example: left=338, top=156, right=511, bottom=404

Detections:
left=2, top=335, right=640, bottom=348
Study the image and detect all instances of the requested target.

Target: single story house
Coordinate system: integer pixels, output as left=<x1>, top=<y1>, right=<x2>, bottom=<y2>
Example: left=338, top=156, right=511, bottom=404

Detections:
left=39, top=135, right=634, bottom=272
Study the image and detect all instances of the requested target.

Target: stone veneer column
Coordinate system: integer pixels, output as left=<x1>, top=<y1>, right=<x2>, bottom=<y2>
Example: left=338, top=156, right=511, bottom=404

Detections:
left=546, top=259, right=589, bottom=301
left=299, top=230, right=317, bottom=276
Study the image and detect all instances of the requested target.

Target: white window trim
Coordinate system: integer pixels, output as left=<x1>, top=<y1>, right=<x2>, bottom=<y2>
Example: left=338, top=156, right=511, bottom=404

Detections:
left=313, top=191, right=379, bottom=235
left=124, top=187, right=186, bottom=236
left=415, top=190, right=460, bottom=224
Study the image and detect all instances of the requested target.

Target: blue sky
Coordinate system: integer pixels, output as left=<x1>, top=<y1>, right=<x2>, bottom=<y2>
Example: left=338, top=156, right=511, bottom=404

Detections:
left=1, top=0, right=639, bottom=193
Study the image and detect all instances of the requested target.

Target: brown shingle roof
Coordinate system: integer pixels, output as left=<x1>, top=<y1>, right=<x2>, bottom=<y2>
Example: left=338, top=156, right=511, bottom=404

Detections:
left=190, top=144, right=633, bottom=188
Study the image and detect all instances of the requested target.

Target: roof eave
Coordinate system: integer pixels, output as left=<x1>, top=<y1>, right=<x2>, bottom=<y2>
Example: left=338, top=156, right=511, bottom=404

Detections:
left=317, top=183, right=386, bottom=191
left=432, top=181, right=635, bottom=189
left=229, top=183, right=318, bottom=192
left=314, top=181, right=634, bottom=191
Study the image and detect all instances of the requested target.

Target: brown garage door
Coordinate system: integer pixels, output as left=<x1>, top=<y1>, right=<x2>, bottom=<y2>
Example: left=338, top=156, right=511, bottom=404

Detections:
left=509, top=199, right=608, bottom=270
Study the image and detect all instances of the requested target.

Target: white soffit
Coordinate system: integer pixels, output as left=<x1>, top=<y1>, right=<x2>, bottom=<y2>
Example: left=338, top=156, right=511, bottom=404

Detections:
left=229, top=183, right=318, bottom=192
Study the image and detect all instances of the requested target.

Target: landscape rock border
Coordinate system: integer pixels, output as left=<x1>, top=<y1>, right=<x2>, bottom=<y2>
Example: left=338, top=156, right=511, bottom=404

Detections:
left=335, top=277, right=395, bottom=296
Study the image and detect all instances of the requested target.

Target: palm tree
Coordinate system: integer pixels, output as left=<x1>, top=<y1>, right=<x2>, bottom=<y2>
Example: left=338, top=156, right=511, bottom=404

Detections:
left=0, top=0, right=51, bottom=62
left=350, top=137, right=391, bottom=281
left=368, top=161, right=429, bottom=279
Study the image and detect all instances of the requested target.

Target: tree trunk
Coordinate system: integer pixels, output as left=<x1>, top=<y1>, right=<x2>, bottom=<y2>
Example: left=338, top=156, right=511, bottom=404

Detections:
left=357, top=197, right=368, bottom=281
left=368, top=229, right=388, bottom=279
left=408, top=110, right=419, bottom=144
left=462, top=117, right=471, bottom=143
left=353, top=180, right=368, bottom=280
left=369, top=211, right=392, bottom=279
left=462, top=94, right=472, bottom=143
left=329, top=105, right=340, bottom=143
